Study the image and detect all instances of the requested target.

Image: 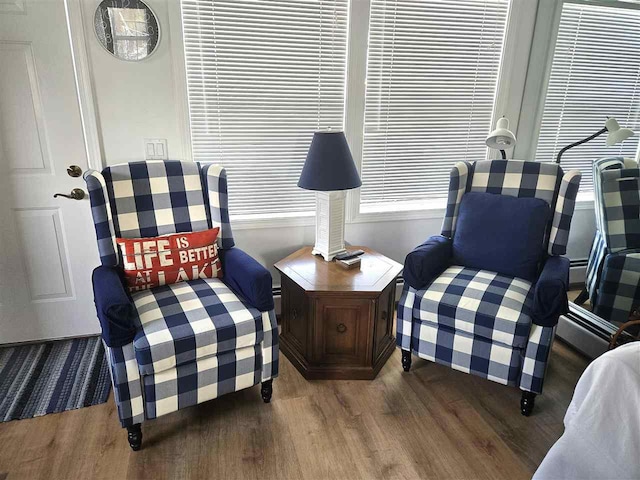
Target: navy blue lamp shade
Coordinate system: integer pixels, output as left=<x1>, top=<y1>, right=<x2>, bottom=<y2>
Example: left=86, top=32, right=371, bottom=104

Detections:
left=298, top=131, right=362, bottom=191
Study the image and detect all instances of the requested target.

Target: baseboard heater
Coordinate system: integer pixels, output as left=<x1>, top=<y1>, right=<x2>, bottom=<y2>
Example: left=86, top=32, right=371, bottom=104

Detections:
left=569, top=258, right=587, bottom=287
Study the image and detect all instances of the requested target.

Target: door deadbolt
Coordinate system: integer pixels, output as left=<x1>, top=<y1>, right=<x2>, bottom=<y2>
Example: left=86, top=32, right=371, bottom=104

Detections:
left=67, top=165, right=82, bottom=178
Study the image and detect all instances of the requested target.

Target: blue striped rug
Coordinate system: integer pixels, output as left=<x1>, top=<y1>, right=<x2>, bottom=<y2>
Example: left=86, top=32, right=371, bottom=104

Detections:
left=0, top=336, right=111, bottom=422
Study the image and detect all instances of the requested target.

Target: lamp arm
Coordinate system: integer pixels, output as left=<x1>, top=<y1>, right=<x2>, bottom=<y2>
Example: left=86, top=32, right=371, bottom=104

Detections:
left=555, top=127, right=607, bottom=164
left=500, top=150, right=507, bottom=160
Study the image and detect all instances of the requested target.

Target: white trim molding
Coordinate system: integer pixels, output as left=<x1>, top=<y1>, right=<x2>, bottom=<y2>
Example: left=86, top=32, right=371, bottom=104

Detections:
left=490, top=0, right=540, bottom=159
left=63, top=0, right=105, bottom=171
left=166, top=0, right=193, bottom=163
left=343, top=0, right=371, bottom=222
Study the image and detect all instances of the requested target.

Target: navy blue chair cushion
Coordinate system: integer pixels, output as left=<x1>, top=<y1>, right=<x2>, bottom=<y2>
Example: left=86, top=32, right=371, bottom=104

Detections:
left=452, top=192, right=551, bottom=282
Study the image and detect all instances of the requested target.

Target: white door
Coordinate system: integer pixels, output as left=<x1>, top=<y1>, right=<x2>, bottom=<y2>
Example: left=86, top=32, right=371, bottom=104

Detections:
left=0, top=0, right=100, bottom=343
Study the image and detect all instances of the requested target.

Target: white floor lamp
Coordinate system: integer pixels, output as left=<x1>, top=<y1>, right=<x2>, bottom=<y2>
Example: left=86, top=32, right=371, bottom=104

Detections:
left=298, top=130, right=362, bottom=261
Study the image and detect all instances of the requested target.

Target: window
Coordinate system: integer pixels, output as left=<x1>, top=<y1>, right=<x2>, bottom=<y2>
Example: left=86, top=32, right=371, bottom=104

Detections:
left=95, top=1, right=158, bottom=61
left=359, top=0, right=510, bottom=212
left=182, top=0, right=349, bottom=220
left=535, top=1, right=640, bottom=190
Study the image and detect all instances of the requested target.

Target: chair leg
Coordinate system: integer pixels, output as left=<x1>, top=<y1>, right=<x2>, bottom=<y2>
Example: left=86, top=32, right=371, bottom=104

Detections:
left=127, top=424, right=143, bottom=451
left=520, top=391, right=536, bottom=417
left=573, top=288, right=589, bottom=306
left=261, top=380, right=273, bottom=403
left=401, top=350, right=412, bottom=372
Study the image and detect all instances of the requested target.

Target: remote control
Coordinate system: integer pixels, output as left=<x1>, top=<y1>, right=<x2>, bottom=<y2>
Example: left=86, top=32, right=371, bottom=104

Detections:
left=334, top=249, right=365, bottom=261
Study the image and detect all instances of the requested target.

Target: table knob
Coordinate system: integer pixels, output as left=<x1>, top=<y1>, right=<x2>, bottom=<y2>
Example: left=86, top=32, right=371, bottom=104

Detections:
left=336, top=323, right=347, bottom=334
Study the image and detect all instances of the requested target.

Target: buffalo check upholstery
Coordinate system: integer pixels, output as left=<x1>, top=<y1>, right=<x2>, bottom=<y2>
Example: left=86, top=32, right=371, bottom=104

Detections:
left=84, top=160, right=234, bottom=266
left=105, top=342, right=144, bottom=427
left=86, top=161, right=278, bottom=429
left=142, top=345, right=263, bottom=419
left=132, top=279, right=265, bottom=375
left=441, top=160, right=579, bottom=255
left=400, top=160, right=579, bottom=398
left=594, top=253, right=640, bottom=322
left=412, top=320, right=523, bottom=386
left=586, top=157, right=640, bottom=323
left=519, top=324, right=555, bottom=393
left=413, top=267, right=534, bottom=348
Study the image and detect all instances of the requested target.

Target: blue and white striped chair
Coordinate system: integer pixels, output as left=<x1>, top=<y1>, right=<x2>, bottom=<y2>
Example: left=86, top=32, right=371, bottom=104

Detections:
left=397, top=160, right=581, bottom=415
left=584, top=157, right=640, bottom=324
left=84, top=160, right=279, bottom=450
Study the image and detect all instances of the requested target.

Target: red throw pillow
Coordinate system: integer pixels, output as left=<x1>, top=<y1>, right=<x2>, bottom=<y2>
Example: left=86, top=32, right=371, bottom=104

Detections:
left=116, top=228, right=222, bottom=292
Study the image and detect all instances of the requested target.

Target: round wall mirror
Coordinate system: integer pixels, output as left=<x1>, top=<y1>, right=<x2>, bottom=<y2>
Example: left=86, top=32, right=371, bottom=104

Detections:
left=94, top=0, right=160, bottom=61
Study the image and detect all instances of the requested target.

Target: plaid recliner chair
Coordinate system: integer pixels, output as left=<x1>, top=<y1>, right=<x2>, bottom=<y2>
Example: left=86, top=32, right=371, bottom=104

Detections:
left=584, top=156, right=640, bottom=324
left=397, top=160, right=581, bottom=416
left=84, top=160, right=279, bottom=450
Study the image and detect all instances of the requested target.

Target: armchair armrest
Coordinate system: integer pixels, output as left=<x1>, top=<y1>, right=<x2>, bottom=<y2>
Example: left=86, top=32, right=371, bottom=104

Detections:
left=403, top=235, right=452, bottom=290
left=92, top=266, right=136, bottom=347
left=532, top=256, right=570, bottom=327
left=220, top=248, right=274, bottom=311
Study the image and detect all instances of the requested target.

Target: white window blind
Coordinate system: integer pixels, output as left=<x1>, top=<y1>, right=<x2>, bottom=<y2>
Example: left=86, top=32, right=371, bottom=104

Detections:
left=536, top=2, right=640, bottom=190
left=181, top=0, right=348, bottom=219
left=359, top=0, right=509, bottom=211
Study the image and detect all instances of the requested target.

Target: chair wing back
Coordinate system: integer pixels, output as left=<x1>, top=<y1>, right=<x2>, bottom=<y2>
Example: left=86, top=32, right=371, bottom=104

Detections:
left=441, top=160, right=581, bottom=256
left=594, top=156, right=640, bottom=253
left=202, top=163, right=235, bottom=250
left=85, top=160, right=234, bottom=266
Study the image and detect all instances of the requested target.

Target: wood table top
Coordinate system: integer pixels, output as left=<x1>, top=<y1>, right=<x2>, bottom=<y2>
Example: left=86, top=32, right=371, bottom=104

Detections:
left=274, top=246, right=403, bottom=294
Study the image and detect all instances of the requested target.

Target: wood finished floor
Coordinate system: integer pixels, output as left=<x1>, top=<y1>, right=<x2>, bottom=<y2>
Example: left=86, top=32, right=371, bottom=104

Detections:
left=0, top=340, right=589, bottom=480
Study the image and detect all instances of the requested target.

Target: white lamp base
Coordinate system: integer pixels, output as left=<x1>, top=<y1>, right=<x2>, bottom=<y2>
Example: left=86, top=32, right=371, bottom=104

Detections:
left=312, top=191, right=347, bottom=261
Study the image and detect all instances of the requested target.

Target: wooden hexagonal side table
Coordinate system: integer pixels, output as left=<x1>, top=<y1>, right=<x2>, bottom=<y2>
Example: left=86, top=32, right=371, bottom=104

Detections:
left=274, top=246, right=403, bottom=380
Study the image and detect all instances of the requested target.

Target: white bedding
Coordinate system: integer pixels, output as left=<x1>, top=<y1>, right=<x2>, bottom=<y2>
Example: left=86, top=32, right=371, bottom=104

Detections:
left=534, top=342, right=640, bottom=480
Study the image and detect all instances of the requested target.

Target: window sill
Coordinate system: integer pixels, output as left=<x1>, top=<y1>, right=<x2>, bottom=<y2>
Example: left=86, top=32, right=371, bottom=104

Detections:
left=350, top=208, right=446, bottom=224
left=350, top=198, right=447, bottom=224
left=231, top=212, right=315, bottom=230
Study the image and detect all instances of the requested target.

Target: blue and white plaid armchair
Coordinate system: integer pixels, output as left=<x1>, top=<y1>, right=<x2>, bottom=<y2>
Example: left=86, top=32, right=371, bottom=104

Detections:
left=397, top=160, right=581, bottom=415
left=84, top=160, right=279, bottom=450
left=584, top=157, right=640, bottom=324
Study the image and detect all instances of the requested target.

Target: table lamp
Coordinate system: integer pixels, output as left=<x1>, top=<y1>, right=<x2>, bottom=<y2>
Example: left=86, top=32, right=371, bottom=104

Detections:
left=298, top=130, right=362, bottom=261
left=555, top=117, right=635, bottom=164
left=486, top=116, right=517, bottom=159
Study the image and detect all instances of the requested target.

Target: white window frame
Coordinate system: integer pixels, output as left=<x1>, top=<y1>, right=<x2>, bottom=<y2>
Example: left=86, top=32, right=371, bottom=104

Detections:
left=345, top=0, right=539, bottom=224
left=516, top=0, right=640, bottom=209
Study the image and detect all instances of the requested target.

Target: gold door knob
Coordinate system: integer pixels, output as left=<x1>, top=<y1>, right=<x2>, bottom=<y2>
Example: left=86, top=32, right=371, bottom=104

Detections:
left=53, top=188, right=86, bottom=200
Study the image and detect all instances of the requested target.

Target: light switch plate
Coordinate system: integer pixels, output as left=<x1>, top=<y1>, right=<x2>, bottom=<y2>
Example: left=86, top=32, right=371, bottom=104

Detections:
left=144, top=138, right=168, bottom=160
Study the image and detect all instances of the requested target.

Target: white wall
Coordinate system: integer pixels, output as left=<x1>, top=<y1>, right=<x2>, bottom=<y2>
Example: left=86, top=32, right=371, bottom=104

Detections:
left=79, top=0, right=595, bottom=287
left=81, top=0, right=189, bottom=164
left=233, top=216, right=443, bottom=281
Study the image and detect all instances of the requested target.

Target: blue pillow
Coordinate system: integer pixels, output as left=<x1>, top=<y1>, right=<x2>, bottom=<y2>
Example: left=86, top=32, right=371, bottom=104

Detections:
left=452, top=192, right=551, bottom=281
